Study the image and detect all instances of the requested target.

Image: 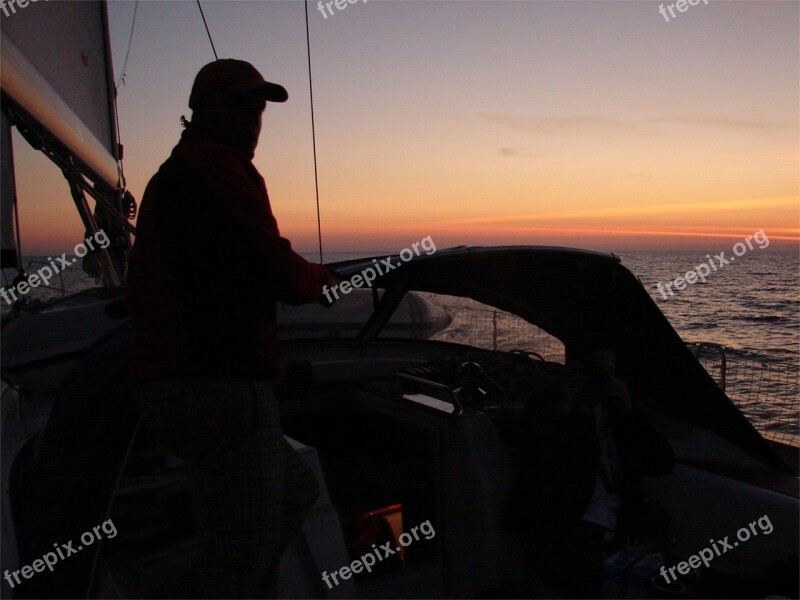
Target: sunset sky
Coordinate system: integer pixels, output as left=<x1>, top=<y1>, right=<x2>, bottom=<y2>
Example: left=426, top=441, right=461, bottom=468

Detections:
left=9, top=0, right=799, bottom=255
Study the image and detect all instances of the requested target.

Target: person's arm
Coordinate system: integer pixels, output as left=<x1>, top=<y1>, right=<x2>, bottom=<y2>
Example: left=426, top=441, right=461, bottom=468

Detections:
left=204, top=156, right=333, bottom=305
left=600, top=375, right=674, bottom=476
left=246, top=229, right=333, bottom=306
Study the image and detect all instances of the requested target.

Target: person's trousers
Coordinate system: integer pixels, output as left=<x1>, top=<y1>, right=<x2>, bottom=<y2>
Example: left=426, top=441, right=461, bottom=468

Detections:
left=134, top=376, right=319, bottom=598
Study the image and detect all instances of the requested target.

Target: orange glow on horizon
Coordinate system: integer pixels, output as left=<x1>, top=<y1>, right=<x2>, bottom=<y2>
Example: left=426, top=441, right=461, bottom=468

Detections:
left=7, top=1, right=799, bottom=257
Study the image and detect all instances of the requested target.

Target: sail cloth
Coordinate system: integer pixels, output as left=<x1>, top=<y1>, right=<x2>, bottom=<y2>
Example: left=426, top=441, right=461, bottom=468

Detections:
left=1, top=0, right=120, bottom=189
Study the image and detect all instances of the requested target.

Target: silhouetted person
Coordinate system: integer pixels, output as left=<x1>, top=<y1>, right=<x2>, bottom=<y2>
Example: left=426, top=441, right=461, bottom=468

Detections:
left=507, top=348, right=673, bottom=598
left=127, top=59, right=337, bottom=598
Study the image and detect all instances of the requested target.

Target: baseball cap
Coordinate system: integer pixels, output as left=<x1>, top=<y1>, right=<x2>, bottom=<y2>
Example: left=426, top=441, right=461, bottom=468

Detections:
left=189, top=59, right=288, bottom=109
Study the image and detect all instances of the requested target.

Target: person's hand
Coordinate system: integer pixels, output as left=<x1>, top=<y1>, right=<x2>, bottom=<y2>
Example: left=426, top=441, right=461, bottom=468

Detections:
left=603, top=377, right=631, bottom=411
left=560, top=364, right=586, bottom=413
left=319, top=269, right=344, bottom=307
left=553, top=392, right=574, bottom=415
left=326, top=266, right=344, bottom=285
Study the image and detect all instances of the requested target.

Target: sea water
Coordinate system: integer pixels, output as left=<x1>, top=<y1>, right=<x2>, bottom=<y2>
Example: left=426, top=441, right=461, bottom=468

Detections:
left=3, top=248, right=797, bottom=441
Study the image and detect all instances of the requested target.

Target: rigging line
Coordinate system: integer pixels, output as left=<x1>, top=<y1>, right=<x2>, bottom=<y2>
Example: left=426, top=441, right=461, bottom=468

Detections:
left=196, top=0, right=219, bottom=61
left=304, top=0, right=324, bottom=263
left=13, top=186, right=22, bottom=274
left=115, top=0, right=138, bottom=90
left=4, top=109, right=24, bottom=273
left=112, top=30, right=127, bottom=184
left=112, top=95, right=126, bottom=190
left=111, top=2, right=134, bottom=193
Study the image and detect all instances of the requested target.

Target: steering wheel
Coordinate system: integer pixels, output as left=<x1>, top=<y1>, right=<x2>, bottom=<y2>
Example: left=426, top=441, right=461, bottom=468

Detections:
left=453, top=361, right=510, bottom=408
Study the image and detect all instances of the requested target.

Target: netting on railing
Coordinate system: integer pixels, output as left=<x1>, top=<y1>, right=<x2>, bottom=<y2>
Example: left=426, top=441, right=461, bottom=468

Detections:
left=409, top=295, right=798, bottom=447
left=420, top=294, right=566, bottom=363
left=690, top=343, right=799, bottom=447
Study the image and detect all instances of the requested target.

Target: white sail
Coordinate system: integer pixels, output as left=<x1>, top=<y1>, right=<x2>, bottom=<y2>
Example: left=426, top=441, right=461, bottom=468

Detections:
left=1, top=0, right=120, bottom=189
left=1, top=0, right=127, bottom=284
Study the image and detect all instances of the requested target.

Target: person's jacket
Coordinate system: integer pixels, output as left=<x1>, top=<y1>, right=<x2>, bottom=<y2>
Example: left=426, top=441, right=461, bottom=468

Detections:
left=127, top=127, right=330, bottom=382
left=506, top=400, right=674, bottom=539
